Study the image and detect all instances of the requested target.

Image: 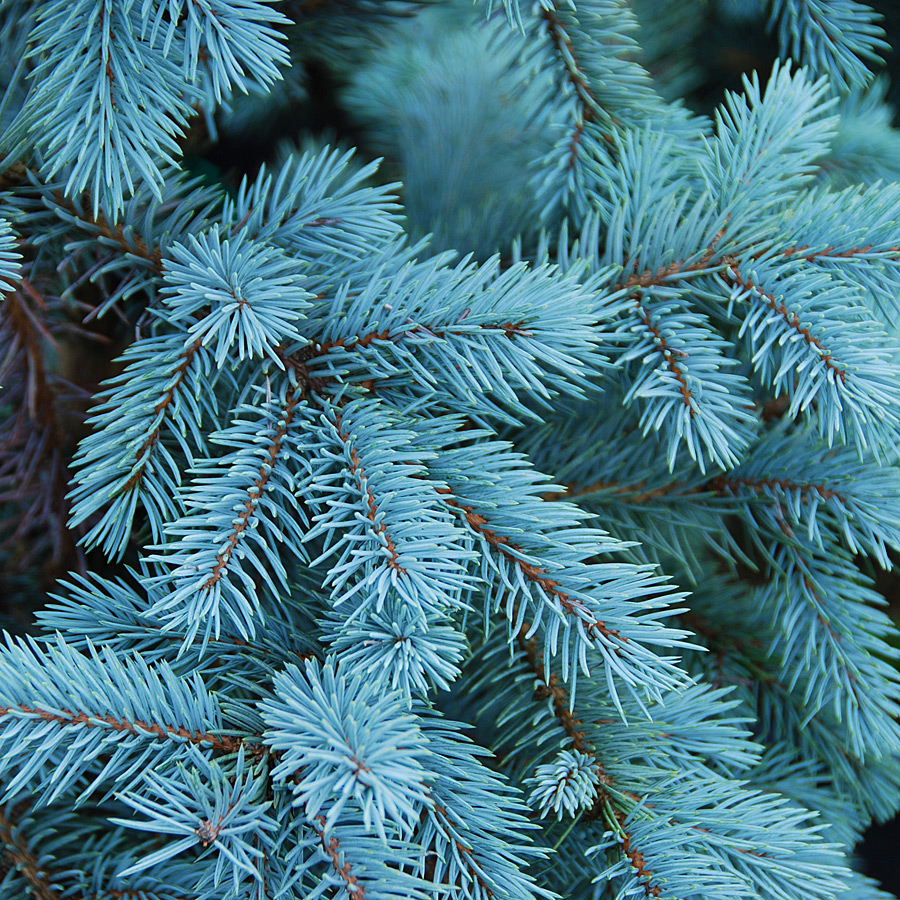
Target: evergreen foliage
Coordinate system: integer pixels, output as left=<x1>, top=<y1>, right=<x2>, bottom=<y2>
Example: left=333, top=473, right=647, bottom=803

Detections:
left=2, top=1, right=900, bottom=898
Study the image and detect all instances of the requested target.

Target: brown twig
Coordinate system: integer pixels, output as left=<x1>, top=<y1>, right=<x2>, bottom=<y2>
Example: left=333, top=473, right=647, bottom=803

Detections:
left=725, top=263, right=846, bottom=383
left=203, top=389, right=304, bottom=590
left=1, top=703, right=246, bottom=755
left=0, top=805, right=62, bottom=900
left=313, top=816, right=366, bottom=899
left=514, top=623, right=658, bottom=896
left=437, top=489, right=621, bottom=641
left=331, top=411, right=405, bottom=572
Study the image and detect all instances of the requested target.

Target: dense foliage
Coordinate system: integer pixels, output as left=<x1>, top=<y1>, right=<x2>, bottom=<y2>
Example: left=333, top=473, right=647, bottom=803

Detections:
left=2, top=1, right=900, bottom=898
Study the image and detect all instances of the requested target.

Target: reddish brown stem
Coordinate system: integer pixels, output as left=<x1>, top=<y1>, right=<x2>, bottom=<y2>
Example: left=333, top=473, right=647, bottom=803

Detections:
left=438, top=490, right=620, bottom=641
left=0, top=805, right=61, bottom=900
left=314, top=816, right=367, bottom=899
left=1, top=703, right=245, bottom=754
left=204, top=390, right=304, bottom=589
